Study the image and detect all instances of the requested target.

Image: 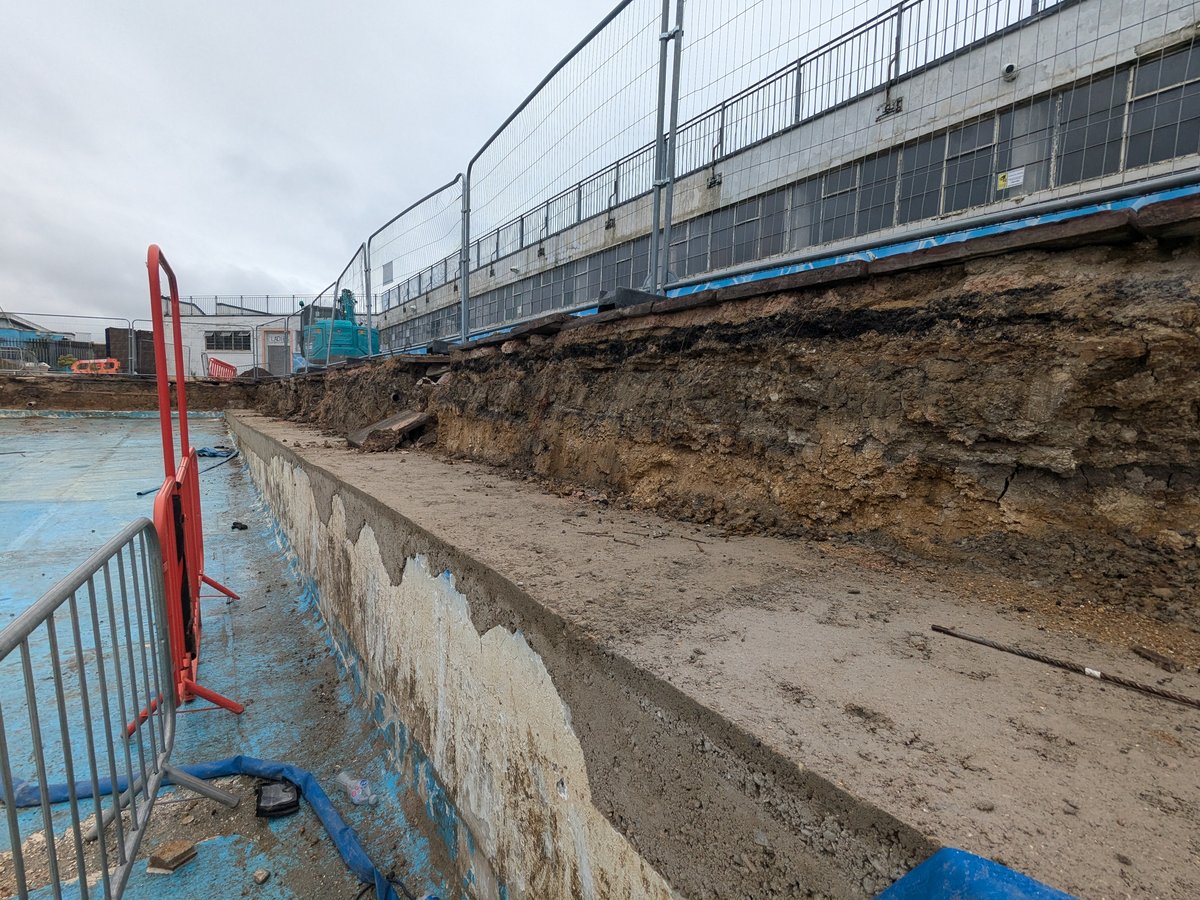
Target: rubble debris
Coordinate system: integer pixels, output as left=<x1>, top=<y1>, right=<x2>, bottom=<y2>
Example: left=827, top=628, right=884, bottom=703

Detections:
left=347, top=409, right=431, bottom=450
left=253, top=869, right=271, bottom=885
left=146, top=839, right=197, bottom=874
left=1130, top=644, right=1184, bottom=674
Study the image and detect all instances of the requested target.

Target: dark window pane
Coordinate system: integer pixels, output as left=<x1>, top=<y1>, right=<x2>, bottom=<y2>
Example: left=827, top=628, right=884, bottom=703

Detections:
left=709, top=207, right=735, bottom=269
left=760, top=190, right=788, bottom=256
left=615, top=253, right=633, bottom=288
left=733, top=218, right=760, bottom=265
left=632, top=235, right=652, bottom=287
left=821, top=188, right=856, bottom=242
left=1127, top=81, right=1200, bottom=167
left=858, top=151, right=897, bottom=233
left=1134, top=44, right=1200, bottom=96
left=944, top=146, right=994, bottom=213
left=823, top=164, right=856, bottom=195
left=898, top=134, right=946, bottom=224
left=734, top=197, right=759, bottom=223
left=789, top=178, right=821, bottom=251
left=947, top=118, right=993, bottom=157
left=685, top=214, right=711, bottom=275
left=1057, top=72, right=1127, bottom=184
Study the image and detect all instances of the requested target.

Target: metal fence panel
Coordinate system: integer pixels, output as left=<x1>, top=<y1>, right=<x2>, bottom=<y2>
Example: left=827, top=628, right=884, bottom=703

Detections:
left=0, top=519, right=171, bottom=899
left=333, top=0, right=1200, bottom=354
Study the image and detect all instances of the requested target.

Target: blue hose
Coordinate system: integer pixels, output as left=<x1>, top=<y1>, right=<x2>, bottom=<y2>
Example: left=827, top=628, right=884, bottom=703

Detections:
left=10, top=755, right=425, bottom=900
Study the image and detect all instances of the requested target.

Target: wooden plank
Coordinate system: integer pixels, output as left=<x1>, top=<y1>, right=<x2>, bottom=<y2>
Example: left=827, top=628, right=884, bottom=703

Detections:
left=347, top=410, right=431, bottom=448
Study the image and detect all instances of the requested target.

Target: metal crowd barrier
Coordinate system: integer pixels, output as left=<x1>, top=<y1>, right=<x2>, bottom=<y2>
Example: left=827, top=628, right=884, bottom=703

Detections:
left=0, top=518, right=237, bottom=899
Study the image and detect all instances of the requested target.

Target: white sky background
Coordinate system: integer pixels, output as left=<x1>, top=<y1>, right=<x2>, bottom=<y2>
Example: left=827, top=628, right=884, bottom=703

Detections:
left=0, top=1, right=616, bottom=327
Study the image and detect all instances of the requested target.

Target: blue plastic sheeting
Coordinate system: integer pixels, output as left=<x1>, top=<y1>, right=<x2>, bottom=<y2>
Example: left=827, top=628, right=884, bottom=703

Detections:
left=877, top=848, right=1077, bottom=900
left=178, top=756, right=423, bottom=900
left=13, top=756, right=428, bottom=900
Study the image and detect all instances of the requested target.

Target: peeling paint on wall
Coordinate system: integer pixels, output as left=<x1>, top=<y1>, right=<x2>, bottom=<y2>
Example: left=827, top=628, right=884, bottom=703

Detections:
left=244, top=447, right=676, bottom=899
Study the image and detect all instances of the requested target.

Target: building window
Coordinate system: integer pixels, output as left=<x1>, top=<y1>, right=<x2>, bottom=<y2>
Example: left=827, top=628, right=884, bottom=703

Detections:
left=1057, top=71, right=1126, bottom=185
left=857, top=150, right=898, bottom=234
left=820, top=163, right=858, bottom=243
left=943, top=118, right=996, bottom=213
left=1127, top=44, right=1200, bottom=168
left=996, top=97, right=1055, bottom=197
left=898, top=134, right=946, bottom=224
left=204, top=331, right=251, bottom=352
left=381, top=261, right=394, bottom=285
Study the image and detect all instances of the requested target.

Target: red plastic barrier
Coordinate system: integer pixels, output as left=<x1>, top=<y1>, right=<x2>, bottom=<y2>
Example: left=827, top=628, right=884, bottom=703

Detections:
left=207, top=357, right=237, bottom=380
left=70, top=358, right=121, bottom=374
left=146, top=245, right=243, bottom=715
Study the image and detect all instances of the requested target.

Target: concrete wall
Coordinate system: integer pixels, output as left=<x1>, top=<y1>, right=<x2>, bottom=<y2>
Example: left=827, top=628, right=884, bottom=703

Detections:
left=231, top=412, right=934, bottom=899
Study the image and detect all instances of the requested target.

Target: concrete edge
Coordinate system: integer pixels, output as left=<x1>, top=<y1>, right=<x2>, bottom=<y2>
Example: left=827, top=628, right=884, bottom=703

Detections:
left=229, top=410, right=938, bottom=899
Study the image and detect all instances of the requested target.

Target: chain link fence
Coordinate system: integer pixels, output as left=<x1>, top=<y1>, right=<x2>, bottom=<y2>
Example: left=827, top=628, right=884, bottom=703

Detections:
left=313, top=0, right=1200, bottom=355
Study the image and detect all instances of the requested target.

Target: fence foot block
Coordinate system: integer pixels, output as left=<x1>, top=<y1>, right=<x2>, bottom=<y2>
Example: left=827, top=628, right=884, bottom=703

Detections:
left=200, top=573, right=239, bottom=601
left=185, top=679, right=245, bottom=715
left=163, top=763, right=240, bottom=808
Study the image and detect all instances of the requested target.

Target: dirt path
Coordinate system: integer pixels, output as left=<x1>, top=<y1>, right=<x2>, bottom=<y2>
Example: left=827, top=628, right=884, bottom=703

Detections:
left=243, top=413, right=1200, bottom=899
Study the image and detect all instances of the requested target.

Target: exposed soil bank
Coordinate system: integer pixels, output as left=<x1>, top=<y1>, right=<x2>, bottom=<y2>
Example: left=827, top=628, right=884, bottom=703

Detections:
left=229, top=412, right=1200, bottom=900
left=231, top=412, right=936, bottom=899
left=436, top=243, right=1200, bottom=629
left=0, top=373, right=257, bottom=411
left=257, top=241, right=1200, bottom=634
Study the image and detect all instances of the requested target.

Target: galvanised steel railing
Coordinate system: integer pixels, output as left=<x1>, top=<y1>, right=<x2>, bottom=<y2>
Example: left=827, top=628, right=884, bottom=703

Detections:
left=0, top=518, right=236, bottom=899
left=311, top=0, right=1197, bottom=355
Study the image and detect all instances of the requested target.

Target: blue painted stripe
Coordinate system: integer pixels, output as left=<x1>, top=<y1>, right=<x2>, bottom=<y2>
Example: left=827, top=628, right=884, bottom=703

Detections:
left=667, top=182, right=1200, bottom=299
left=397, top=183, right=1198, bottom=356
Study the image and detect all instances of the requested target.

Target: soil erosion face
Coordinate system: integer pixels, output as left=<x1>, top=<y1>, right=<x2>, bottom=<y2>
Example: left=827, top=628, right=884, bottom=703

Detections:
left=424, top=243, right=1200, bottom=629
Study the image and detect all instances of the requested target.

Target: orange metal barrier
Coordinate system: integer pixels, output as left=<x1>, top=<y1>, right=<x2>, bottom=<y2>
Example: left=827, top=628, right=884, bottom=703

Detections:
left=70, top=357, right=121, bottom=374
left=207, top=357, right=237, bottom=380
left=146, top=244, right=244, bottom=715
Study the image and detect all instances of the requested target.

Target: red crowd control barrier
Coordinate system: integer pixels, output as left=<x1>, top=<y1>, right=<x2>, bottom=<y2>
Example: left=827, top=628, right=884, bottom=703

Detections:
left=207, top=357, right=237, bottom=380
left=147, top=244, right=244, bottom=716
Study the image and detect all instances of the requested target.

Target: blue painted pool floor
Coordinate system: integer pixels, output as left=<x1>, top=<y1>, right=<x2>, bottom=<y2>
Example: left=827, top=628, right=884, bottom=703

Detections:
left=0, top=414, right=454, bottom=898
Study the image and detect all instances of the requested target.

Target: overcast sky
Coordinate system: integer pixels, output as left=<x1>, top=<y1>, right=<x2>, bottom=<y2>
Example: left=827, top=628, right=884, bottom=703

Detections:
left=0, top=1, right=615, bottom=328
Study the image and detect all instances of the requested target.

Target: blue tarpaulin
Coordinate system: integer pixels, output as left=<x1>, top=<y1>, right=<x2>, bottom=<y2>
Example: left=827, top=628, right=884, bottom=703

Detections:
left=877, top=848, right=1077, bottom=900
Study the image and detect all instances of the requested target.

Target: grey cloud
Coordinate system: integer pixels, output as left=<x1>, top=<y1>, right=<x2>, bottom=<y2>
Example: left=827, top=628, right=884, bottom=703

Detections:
left=1, top=0, right=614, bottom=327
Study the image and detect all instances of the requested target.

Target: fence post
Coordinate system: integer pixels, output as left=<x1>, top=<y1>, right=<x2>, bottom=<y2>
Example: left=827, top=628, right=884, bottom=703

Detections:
left=658, top=0, right=686, bottom=292
left=648, top=0, right=673, bottom=292
left=363, top=243, right=374, bottom=357
left=459, top=170, right=472, bottom=344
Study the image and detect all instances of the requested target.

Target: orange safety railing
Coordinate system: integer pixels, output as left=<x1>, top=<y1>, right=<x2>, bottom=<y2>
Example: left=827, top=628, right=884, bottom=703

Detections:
left=207, top=356, right=237, bottom=380
left=146, top=244, right=244, bottom=716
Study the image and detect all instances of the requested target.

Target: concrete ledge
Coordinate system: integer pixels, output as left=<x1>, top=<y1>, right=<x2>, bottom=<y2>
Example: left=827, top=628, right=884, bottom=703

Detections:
left=229, top=411, right=935, bottom=899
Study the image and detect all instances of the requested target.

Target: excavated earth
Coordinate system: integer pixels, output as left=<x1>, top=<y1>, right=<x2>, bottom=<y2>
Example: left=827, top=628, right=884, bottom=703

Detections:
left=259, top=240, right=1200, bottom=650
left=225, top=234, right=1200, bottom=897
